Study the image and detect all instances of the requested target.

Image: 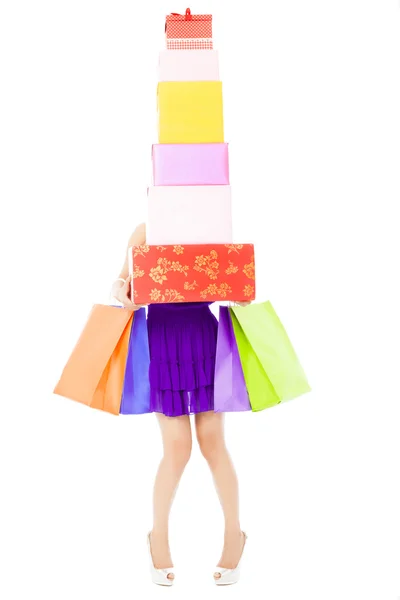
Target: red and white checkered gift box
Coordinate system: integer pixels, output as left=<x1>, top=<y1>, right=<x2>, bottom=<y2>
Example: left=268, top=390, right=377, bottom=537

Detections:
left=165, top=8, right=212, bottom=39
left=166, top=38, right=213, bottom=50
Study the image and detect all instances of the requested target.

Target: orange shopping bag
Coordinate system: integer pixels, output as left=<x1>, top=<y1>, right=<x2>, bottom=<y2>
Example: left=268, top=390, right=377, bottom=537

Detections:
left=53, top=305, right=134, bottom=415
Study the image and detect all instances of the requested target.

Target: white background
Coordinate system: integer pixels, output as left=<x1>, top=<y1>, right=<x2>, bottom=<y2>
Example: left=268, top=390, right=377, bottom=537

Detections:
left=1, top=0, right=400, bottom=598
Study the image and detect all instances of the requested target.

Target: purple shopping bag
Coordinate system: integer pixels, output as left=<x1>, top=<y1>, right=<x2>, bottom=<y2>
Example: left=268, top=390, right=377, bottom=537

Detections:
left=120, top=308, right=151, bottom=414
left=214, top=306, right=251, bottom=412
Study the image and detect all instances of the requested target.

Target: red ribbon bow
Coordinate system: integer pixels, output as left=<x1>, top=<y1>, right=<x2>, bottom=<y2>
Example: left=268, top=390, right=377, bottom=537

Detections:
left=165, top=8, right=192, bottom=31
left=170, top=8, right=192, bottom=20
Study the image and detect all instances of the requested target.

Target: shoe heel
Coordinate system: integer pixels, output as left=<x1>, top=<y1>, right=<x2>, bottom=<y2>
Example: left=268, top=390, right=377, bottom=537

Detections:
left=147, top=532, right=175, bottom=586
left=214, top=531, right=248, bottom=586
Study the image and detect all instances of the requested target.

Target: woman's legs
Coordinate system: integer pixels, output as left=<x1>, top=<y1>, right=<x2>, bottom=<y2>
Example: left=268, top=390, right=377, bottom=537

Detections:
left=194, top=412, right=246, bottom=577
left=150, top=413, right=192, bottom=576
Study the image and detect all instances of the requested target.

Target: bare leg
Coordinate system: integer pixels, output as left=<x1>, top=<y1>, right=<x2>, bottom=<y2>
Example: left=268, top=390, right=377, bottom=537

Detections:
left=194, top=411, right=246, bottom=580
left=149, top=413, right=192, bottom=578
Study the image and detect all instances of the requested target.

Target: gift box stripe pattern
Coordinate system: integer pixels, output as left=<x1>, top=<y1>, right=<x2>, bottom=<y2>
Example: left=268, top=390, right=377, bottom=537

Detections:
left=129, top=244, right=256, bottom=304
left=159, top=50, right=220, bottom=81
left=157, top=81, right=224, bottom=144
left=166, top=38, right=213, bottom=50
left=147, top=185, right=233, bottom=245
left=152, top=143, right=229, bottom=186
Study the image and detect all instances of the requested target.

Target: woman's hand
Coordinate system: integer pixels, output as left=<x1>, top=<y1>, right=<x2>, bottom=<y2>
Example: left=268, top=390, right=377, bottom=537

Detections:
left=111, top=278, right=147, bottom=311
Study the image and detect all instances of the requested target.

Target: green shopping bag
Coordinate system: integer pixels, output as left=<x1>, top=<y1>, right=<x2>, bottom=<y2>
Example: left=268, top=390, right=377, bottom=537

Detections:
left=230, top=301, right=311, bottom=412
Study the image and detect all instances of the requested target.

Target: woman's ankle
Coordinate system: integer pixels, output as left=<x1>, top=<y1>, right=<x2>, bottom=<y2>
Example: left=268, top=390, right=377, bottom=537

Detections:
left=224, top=524, right=243, bottom=537
left=150, top=527, right=169, bottom=540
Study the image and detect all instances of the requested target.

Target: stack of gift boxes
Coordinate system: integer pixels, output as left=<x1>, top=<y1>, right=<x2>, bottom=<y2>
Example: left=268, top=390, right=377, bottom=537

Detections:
left=53, top=9, right=311, bottom=419
left=129, top=8, right=256, bottom=304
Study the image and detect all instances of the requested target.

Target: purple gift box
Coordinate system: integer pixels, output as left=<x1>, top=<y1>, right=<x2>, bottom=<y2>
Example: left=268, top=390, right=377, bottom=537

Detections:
left=152, top=143, right=230, bottom=186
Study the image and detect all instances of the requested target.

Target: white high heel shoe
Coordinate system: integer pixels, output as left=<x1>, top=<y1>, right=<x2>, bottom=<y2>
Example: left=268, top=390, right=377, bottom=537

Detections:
left=214, top=531, right=248, bottom=586
left=147, top=532, right=175, bottom=586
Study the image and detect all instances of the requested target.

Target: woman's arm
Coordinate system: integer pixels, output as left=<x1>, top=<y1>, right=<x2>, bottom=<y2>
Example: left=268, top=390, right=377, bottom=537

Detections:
left=110, top=222, right=146, bottom=308
left=116, top=221, right=146, bottom=281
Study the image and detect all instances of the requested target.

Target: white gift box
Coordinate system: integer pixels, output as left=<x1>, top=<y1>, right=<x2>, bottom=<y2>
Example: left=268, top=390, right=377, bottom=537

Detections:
left=158, top=50, right=220, bottom=81
left=147, top=185, right=233, bottom=244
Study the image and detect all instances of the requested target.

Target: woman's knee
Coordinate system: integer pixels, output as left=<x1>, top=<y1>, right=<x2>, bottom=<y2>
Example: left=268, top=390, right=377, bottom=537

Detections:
left=157, top=414, right=192, bottom=469
left=164, top=434, right=192, bottom=468
left=196, top=423, right=224, bottom=463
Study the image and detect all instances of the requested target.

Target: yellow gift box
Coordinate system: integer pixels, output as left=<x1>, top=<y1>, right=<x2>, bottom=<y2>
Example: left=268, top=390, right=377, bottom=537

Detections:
left=157, top=81, right=224, bottom=144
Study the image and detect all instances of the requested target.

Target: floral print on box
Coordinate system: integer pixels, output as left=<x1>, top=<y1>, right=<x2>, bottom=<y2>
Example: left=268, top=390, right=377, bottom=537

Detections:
left=130, top=244, right=256, bottom=303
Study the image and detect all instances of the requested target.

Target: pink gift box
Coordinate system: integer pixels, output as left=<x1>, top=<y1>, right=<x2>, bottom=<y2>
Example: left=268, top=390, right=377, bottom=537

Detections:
left=152, top=143, right=229, bottom=186
left=158, top=50, right=219, bottom=82
left=147, top=185, right=233, bottom=245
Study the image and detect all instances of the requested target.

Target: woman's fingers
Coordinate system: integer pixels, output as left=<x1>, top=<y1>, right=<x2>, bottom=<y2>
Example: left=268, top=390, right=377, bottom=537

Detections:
left=128, top=303, right=147, bottom=311
left=121, top=279, right=147, bottom=311
left=118, top=278, right=133, bottom=308
left=122, top=278, right=130, bottom=295
left=113, top=280, right=147, bottom=311
left=120, top=296, right=147, bottom=312
left=121, top=299, right=135, bottom=310
left=115, top=289, right=133, bottom=309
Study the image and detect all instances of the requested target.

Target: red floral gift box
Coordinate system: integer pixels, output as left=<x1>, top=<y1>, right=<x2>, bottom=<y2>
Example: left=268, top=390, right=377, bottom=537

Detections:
left=129, top=244, right=256, bottom=304
left=165, top=9, right=212, bottom=40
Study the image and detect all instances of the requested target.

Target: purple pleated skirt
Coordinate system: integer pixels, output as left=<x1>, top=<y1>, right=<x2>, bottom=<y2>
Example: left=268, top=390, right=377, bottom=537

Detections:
left=147, top=302, right=218, bottom=417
